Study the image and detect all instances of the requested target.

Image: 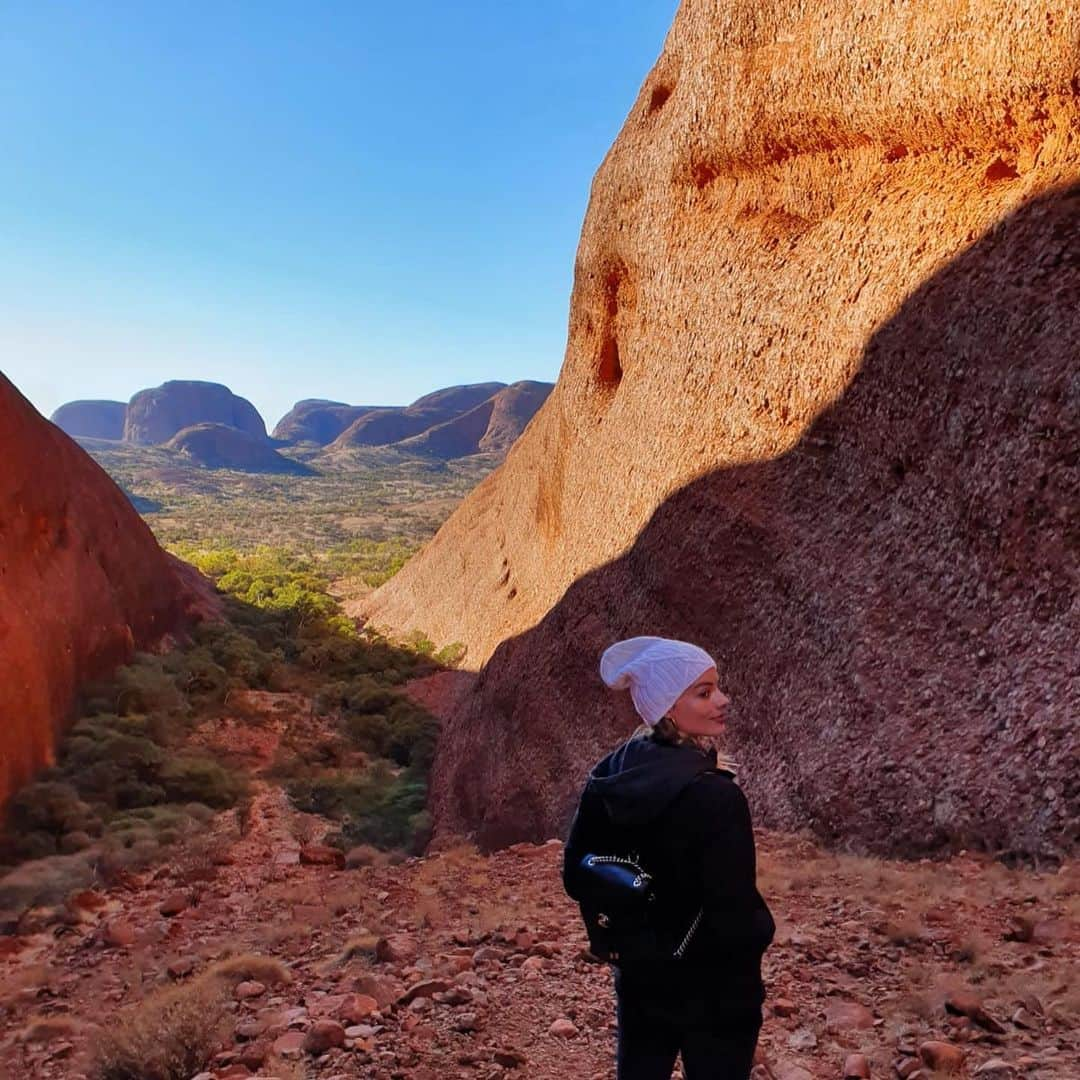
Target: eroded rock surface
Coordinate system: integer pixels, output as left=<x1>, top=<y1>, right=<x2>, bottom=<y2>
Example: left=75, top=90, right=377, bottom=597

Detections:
left=362, top=1, right=1080, bottom=855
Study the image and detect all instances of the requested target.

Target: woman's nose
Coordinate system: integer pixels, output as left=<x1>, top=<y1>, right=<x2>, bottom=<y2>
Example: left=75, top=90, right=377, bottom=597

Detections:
left=714, top=689, right=730, bottom=706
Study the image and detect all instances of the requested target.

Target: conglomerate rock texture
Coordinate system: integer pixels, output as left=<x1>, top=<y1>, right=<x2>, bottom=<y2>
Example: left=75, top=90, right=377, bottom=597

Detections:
left=124, top=380, right=267, bottom=445
left=50, top=400, right=126, bottom=440
left=0, top=376, right=206, bottom=808
left=363, top=0, right=1080, bottom=857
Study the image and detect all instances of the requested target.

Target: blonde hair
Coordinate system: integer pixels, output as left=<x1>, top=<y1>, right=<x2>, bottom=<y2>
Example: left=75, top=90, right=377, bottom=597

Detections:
left=636, top=717, right=704, bottom=750
left=635, top=717, right=734, bottom=769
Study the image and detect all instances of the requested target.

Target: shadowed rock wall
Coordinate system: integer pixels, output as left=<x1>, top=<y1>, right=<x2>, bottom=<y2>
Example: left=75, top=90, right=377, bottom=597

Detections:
left=363, top=0, right=1080, bottom=858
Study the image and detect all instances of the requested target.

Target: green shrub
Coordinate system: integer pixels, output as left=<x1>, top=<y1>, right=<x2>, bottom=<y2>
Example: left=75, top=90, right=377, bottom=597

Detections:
left=160, top=756, right=245, bottom=809
left=344, top=712, right=390, bottom=755
left=111, top=656, right=186, bottom=716
left=6, top=782, right=99, bottom=858
left=288, top=764, right=430, bottom=854
left=434, top=641, right=467, bottom=667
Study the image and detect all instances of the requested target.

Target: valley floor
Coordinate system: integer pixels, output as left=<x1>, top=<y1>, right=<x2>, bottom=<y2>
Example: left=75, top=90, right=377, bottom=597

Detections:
left=1, top=691, right=1076, bottom=1080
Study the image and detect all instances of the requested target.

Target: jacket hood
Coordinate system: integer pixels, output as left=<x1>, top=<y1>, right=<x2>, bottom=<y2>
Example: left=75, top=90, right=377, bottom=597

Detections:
left=587, top=732, right=719, bottom=826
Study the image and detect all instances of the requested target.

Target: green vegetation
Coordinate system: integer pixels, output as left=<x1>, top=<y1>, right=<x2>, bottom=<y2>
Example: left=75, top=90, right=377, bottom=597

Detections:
left=79, top=437, right=493, bottom=563
left=3, top=644, right=248, bottom=867
left=1, top=445, right=463, bottom=884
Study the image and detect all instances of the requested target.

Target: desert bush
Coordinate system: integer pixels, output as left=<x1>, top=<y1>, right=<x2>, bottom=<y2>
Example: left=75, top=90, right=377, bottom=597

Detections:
left=0, top=852, right=95, bottom=912
left=288, top=759, right=429, bottom=854
left=88, top=976, right=230, bottom=1080
left=433, top=640, right=467, bottom=667
left=384, top=702, right=439, bottom=769
left=110, top=655, right=187, bottom=717
left=344, top=712, right=391, bottom=755
left=160, top=755, right=246, bottom=809
left=162, top=646, right=228, bottom=703
left=7, top=782, right=92, bottom=841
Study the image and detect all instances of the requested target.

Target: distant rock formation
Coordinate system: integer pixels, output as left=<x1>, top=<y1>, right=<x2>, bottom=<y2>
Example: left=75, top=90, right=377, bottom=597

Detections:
left=50, top=400, right=127, bottom=441
left=398, top=381, right=553, bottom=459
left=362, top=0, right=1080, bottom=858
left=0, top=375, right=209, bottom=810
left=272, top=400, right=383, bottom=445
left=476, top=381, right=552, bottom=454
left=329, top=383, right=507, bottom=451
left=124, top=380, right=267, bottom=445
left=165, top=423, right=311, bottom=473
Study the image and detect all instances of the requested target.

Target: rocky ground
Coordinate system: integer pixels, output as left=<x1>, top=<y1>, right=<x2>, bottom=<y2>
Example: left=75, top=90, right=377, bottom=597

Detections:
left=0, top=692, right=1076, bottom=1080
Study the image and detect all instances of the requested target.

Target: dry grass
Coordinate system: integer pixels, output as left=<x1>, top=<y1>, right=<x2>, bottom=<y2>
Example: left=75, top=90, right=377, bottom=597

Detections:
left=339, top=933, right=380, bottom=962
left=205, top=952, right=292, bottom=986
left=88, top=977, right=230, bottom=1080
left=87, top=951, right=291, bottom=1079
left=19, top=1015, right=86, bottom=1043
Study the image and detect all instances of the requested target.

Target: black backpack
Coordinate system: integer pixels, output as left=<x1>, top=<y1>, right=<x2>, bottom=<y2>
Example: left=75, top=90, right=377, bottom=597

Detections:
left=564, top=787, right=702, bottom=971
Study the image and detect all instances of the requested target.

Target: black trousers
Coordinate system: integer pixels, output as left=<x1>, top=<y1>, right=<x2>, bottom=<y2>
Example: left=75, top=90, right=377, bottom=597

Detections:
left=615, top=982, right=761, bottom=1080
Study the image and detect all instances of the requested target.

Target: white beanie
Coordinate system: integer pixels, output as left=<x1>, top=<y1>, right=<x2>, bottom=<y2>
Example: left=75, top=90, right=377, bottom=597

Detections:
left=599, top=636, right=716, bottom=727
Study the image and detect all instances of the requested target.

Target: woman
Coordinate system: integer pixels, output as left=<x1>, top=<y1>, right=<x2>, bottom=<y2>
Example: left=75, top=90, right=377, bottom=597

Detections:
left=563, top=636, right=775, bottom=1080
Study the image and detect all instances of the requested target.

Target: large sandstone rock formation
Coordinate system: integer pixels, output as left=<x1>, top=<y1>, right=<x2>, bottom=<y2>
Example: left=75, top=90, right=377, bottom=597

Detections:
left=272, top=400, right=382, bottom=445
left=124, top=380, right=266, bottom=445
left=165, top=423, right=311, bottom=473
left=50, top=400, right=126, bottom=440
left=397, top=381, right=553, bottom=459
left=328, top=383, right=506, bottom=450
left=0, top=375, right=206, bottom=808
left=363, top=0, right=1080, bottom=857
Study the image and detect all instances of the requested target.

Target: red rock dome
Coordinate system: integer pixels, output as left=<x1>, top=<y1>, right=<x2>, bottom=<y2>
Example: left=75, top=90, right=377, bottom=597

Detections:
left=0, top=375, right=207, bottom=808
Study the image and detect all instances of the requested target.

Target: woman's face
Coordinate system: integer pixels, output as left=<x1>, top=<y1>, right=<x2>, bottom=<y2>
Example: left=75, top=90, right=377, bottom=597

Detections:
left=666, top=666, right=730, bottom=737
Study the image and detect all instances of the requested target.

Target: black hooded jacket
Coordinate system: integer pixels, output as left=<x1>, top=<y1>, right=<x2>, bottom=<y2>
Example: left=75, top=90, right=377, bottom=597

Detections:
left=563, top=730, right=775, bottom=1010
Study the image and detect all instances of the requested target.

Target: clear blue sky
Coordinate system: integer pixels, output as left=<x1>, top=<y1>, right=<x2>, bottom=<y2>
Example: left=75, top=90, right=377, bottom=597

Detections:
left=1, top=1, right=678, bottom=430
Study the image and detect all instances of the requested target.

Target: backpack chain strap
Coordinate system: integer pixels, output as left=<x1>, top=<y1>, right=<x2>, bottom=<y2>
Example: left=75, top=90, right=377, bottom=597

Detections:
left=673, top=907, right=703, bottom=959
left=585, top=853, right=653, bottom=890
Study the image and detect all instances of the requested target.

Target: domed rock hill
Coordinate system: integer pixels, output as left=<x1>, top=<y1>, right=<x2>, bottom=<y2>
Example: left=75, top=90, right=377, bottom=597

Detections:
left=397, top=381, right=554, bottom=459
left=124, top=380, right=267, bottom=445
left=328, top=382, right=507, bottom=450
left=477, top=380, right=554, bottom=454
left=165, top=423, right=312, bottom=473
left=271, top=399, right=384, bottom=445
left=0, top=375, right=208, bottom=809
left=49, top=399, right=126, bottom=440
left=361, top=0, right=1080, bottom=857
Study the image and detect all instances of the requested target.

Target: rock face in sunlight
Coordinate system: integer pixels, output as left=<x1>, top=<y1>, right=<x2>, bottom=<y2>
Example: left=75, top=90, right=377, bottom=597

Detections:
left=124, top=380, right=267, bottom=445
left=362, top=1, right=1080, bottom=856
left=0, top=375, right=208, bottom=809
left=50, top=400, right=126, bottom=440
left=166, top=422, right=312, bottom=473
